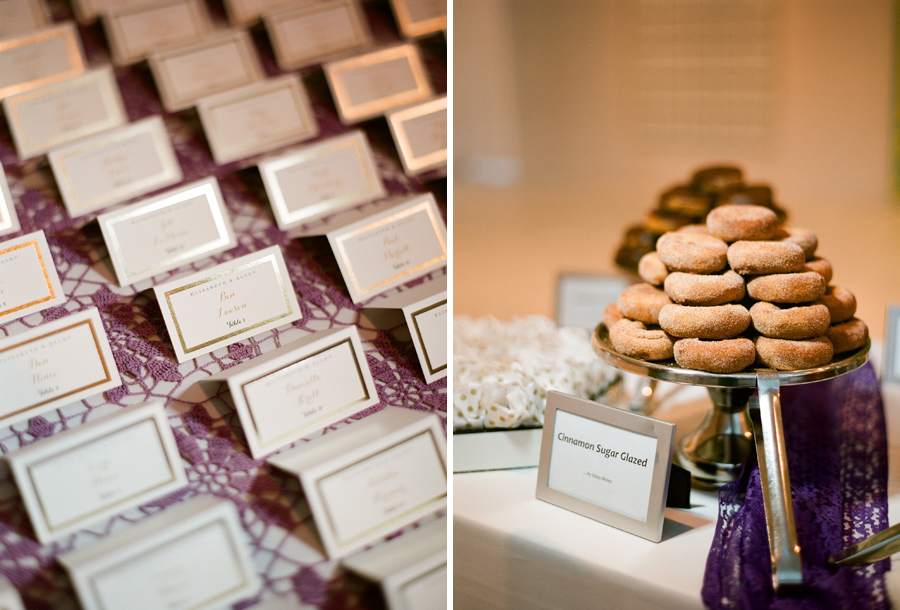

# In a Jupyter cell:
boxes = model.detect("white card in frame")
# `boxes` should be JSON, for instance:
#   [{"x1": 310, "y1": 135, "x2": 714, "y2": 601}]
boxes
[
  {"x1": 3, "y1": 65, "x2": 128, "y2": 160},
  {"x1": 148, "y1": 28, "x2": 265, "y2": 113},
  {"x1": 0, "y1": 0, "x2": 50, "y2": 38},
  {"x1": 388, "y1": 0, "x2": 446, "y2": 39},
  {"x1": 385, "y1": 95, "x2": 447, "y2": 176},
  {"x1": 97, "y1": 177, "x2": 236, "y2": 287},
  {"x1": 324, "y1": 43, "x2": 433, "y2": 124},
  {"x1": 102, "y1": 0, "x2": 212, "y2": 66},
  {"x1": 5, "y1": 401, "x2": 188, "y2": 544},
  {"x1": 0, "y1": 164, "x2": 21, "y2": 238},
  {"x1": 48, "y1": 115, "x2": 183, "y2": 218},
  {"x1": 258, "y1": 130, "x2": 385, "y2": 231},
  {"x1": 196, "y1": 73, "x2": 318, "y2": 166},
  {"x1": 0, "y1": 22, "x2": 85, "y2": 101},
  {"x1": 263, "y1": 0, "x2": 372, "y2": 71},
  {"x1": 0, "y1": 230, "x2": 65, "y2": 323}
]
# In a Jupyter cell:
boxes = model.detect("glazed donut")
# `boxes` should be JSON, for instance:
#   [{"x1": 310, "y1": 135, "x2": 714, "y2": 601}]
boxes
[
  {"x1": 638, "y1": 251, "x2": 669, "y2": 286},
  {"x1": 617, "y1": 283, "x2": 671, "y2": 325},
  {"x1": 746, "y1": 271, "x2": 826, "y2": 304},
  {"x1": 754, "y1": 336, "x2": 833, "y2": 371},
  {"x1": 825, "y1": 318, "x2": 868, "y2": 353},
  {"x1": 655, "y1": 231, "x2": 728, "y2": 274},
  {"x1": 609, "y1": 320, "x2": 675, "y2": 361},
  {"x1": 815, "y1": 286, "x2": 857, "y2": 323},
  {"x1": 658, "y1": 303, "x2": 751, "y2": 340},
  {"x1": 664, "y1": 270, "x2": 745, "y2": 306},
  {"x1": 749, "y1": 301, "x2": 831, "y2": 340},
  {"x1": 603, "y1": 302, "x2": 624, "y2": 330},
  {"x1": 780, "y1": 227, "x2": 818, "y2": 260},
  {"x1": 674, "y1": 337, "x2": 756, "y2": 373},
  {"x1": 707, "y1": 204, "x2": 780, "y2": 242},
  {"x1": 727, "y1": 240, "x2": 805, "y2": 275}
]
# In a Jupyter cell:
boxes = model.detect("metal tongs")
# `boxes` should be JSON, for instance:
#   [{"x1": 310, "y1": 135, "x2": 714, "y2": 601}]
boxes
[{"x1": 828, "y1": 523, "x2": 900, "y2": 567}]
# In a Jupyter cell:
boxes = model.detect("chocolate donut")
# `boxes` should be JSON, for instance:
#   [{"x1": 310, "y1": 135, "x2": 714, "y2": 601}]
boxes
[
  {"x1": 603, "y1": 302, "x2": 624, "y2": 330},
  {"x1": 780, "y1": 227, "x2": 818, "y2": 260},
  {"x1": 638, "y1": 251, "x2": 669, "y2": 286},
  {"x1": 749, "y1": 301, "x2": 831, "y2": 340},
  {"x1": 674, "y1": 337, "x2": 756, "y2": 373},
  {"x1": 658, "y1": 303, "x2": 751, "y2": 340},
  {"x1": 690, "y1": 166, "x2": 743, "y2": 195},
  {"x1": 746, "y1": 271, "x2": 826, "y2": 304},
  {"x1": 617, "y1": 283, "x2": 671, "y2": 325},
  {"x1": 659, "y1": 186, "x2": 712, "y2": 217},
  {"x1": 754, "y1": 336, "x2": 833, "y2": 371},
  {"x1": 727, "y1": 240, "x2": 806, "y2": 275},
  {"x1": 707, "y1": 204, "x2": 780, "y2": 242},
  {"x1": 664, "y1": 270, "x2": 745, "y2": 306},
  {"x1": 826, "y1": 318, "x2": 868, "y2": 353},
  {"x1": 803, "y1": 257, "x2": 832, "y2": 284},
  {"x1": 655, "y1": 231, "x2": 728, "y2": 274},
  {"x1": 815, "y1": 286, "x2": 856, "y2": 323},
  {"x1": 609, "y1": 320, "x2": 675, "y2": 361}
]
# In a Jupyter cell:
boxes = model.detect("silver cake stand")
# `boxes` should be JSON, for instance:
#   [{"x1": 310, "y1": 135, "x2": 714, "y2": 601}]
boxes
[{"x1": 592, "y1": 323, "x2": 870, "y2": 595}]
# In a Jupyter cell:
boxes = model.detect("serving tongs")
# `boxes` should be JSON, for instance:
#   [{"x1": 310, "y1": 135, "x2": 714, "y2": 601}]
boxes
[{"x1": 828, "y1": 523, "x2": 900, "y2": 567}]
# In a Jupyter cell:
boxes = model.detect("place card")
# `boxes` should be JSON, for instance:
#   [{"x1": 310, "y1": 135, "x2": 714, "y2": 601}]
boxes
[
  {"x1": 148, "y1": 29, "x2": 264, "y2": 113},
  {"x1": 6, "y1": 401, "x2": 188, "y2": 543},
  {"x1": 324, "y1": 43, "x2": 432, "y2": 124},
  {"x1": 0, "y1": 230, "x2": 65, "y2": 323},
  {"x1": 385, "y1": 95, "x2": 446, "y2": 176},
  {"x1": 0, "y1": 165, "x2": 20, "y2": 238},
  {"x1": 0, "y1": 575, "x2": 24, "y2": 610},
  {"x1": 268, "y1": 406, "x2": 447, "y2": 559},
  {"x1": 536, "y1": 391, "x2": 676, "y2": 542},
  {"x1": 48, "y1": 115, "x2": 183, "y2": 218},
  {"x1": 153, "y1": 245, "x2": 302, "y2": 363},
  {"x1": 389, "y1": 0, "x2": 446, "y2": 38},
  {"x1": 59, "y1": 494, "x2": 260, "y2": 610},
  {"x1": 264, "y1": 0, "x2": 372, "y2": 71},
  {"x1": 3, "y1": 65, "x2": 127, "y2": 160},
  {"x1": 0, "y1": 22, "x2": 85, "y2": 101},
  {"x1": 196, "y1": 73, "x2": 318, "y2": 166},
  {"x1": 97, "y1": 177, "x2": 236, "y2": 287},
  {"x1": 223, "y1": 0, "x2": 291, "y2": 26},
  {"x1": 199, "y1": 325, "x2": 378, "y2": 458},
  {"x1": 258, "y1": 130, "x2": 384, "y2": 230},
  {"x1": 102, "y1": 0, "x2": 212, "y2": 66},
  {"x1": 0, "y1": 308, "x2": 120, "y2": 430},
  {"x1": 70, "y1": 0, "x2": 142, "y2": 25},
  {"x1": 0, "y1": 0, "x2": 50, "y2": 38},
  {"x1": 343, "y1": 516, "x2": 447, "y2": 610}
]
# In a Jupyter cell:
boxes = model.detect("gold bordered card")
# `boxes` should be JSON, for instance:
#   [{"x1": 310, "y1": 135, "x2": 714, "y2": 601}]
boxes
[
  {"x1": 385, "y1": 95, "x2": 447, "y2": 176},
  {"x1": 0, "y1": 0, "x2": 51, "y2": 38},
  {"x1": 388, "y1": 0, "x2": 446, "y2": 38},
  {"x1": 102, "y1": 0, "x2": 212, "y2": 66},
  {"x1": 0, "y1": 22, "x2": 85, "y2": 101},
  {"x1": 0, "y1": 229, "x2": 65, "y2": 323},
  {"x1": 0, "y1": 164, "x2": 21, "y2": 238}
]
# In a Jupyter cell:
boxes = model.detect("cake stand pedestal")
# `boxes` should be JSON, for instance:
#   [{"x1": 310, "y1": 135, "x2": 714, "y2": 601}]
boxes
[{"x1": 592, "y1": 323, "x2": 870, "y2": 595}]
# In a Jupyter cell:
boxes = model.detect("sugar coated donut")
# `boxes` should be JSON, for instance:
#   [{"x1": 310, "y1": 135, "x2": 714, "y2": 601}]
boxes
[
  {"x1": 664, "y1": 270, "x2": 745, "y2": 306},
  {"x1": 603, "y1": 302, "x2": 624, "y2": 330},
  {"x1": 749, "y1": 301, "x2": 831, "y2": 340},
  {"x1": 746, "y1": 271, "x2": 826, "y2": 304},
  {"x1": 658, "y1": 303, "x2": 751, "y2": 340},
  {"x1": 826, "y1": 318, "x2": 868, "y2": 353},
  {"x1": 609, "y1": 320, "x2": 675, "y2": 361},
  {"x1": 674, "y1": 337, "x2": 756, "y2": 373},
  {"x1": 707, "y1": 204, "x2": 780, "y2": 242},
  {"x1": 815, "y1": 286, "x2": 856, "y2": 323},
  {"x1": 727, "y1": 240, "x2": 805, "y2": 275},
  {"x1": 780, "y1": 227, "x2": 818, "y2": 260},
  {"x1": 617, "y1": 283, "x2": 671, "y2": 325},
  {"x1": 675, "y1": 224, "x2": 710, "y2": 234},
  {"x1": 754, "y1": 336, "x2": 833, "y2": 371},
  {"x1": 655, "y1": 231, "x2": 728, "y2": 274},
  {"x1": 638, "y1": 251, "x2": 669, "y2": 286},
  {"x1": 803, "y1": 257, "x2": 832, "y2": 284}
]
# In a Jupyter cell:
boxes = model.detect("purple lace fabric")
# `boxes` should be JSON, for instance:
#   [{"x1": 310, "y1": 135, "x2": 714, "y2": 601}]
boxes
[
  {"x1": 702, "y1": 362, "x2": 888, "y2": 610},
  {"x1": 0, "y1": 2, "x2": 446, "y2": 609}
]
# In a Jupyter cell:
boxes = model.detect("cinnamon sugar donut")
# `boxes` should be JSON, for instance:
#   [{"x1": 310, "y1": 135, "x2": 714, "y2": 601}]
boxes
[
  {"x1": 609, "y1": 320, "x2": 675, "y2": 361},
  {"x1": 664, "y1": 270, "x2": 745, "y2": 306},
  {"x1": 780, "y1": 227, "x2": 818, "y2": 260},
  {"x1": 815, "y1": 286, "x2": 857, "y2": 323},
  {"x1": 754, "y1": 336, "x2": 833, "y2": 371},
  {"x1": 655, "y1": 231, "x2": 728, "y2": 274},
  {"x1": 803, "y1": 257, "x2": 833, "y2": 284},
  {"x1": 617, "y1": 283, "x2": 671, "y2": 325},
  {"x1": 658, "y1": 303, "x2": 751, "y2": 340},
  {"x1": 749, "y1": 301, "x2": 831, "y2": 340},
  {"x1": 638, "y1": 251, "x2": 669, "y2": 286},
  {"x1": 727, "y1": 240, "x2": 805, "y2": 275},
  {"x1": 603, "y1": 302, "x2": 624, "y2": 330},
  {"x1": 746, "y1": 271, "x2": 826, "y2": 304},
  {"x1": 674, "y1": 337, "x2": 756, "y2": 373},
  {"x1": 675, "y1": 224, "x2": 710, "y2": 234},
  {"x1": 707, "y1": 204, "x2": 780, "y2": 242},
  {"x1": 825, "y1": 318, "x2": 868, "y2": 353}
]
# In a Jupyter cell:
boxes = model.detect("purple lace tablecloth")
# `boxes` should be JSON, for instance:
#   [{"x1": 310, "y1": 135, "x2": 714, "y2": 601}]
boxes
[
  {"x1": 702, "y1": 362, "x2": 889, "y2": 610},
  {"x1": 0, "y1": 1, "x2": 446, "y2": 609}
]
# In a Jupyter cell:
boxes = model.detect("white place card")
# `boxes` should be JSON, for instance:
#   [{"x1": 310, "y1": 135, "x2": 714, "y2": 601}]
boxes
[
  {"x1": 3, "y1": 65, "x2": 128, "y2": 160},
  {"x1": 264, "y1": 0, "x2": 372, "y2": 71},
  {"x1": 6, "y1": 401, "x2": 188, "y2": 543},
  {"x1": 883, "y1": 304, "x2": 900, "y2": 384},
  {"x1": 0, "y1": 22, "x2": 85, "y2": 101},
  {"x1": 98, "y1": 177, "x2": 236, "y2": 287},
  {"x1": 153, "y1": 245, "x2": 302, "y2": 363},
  {"x1": 258, "y1": 130, "x2": 384, "y2": 231},
  {"x1": 223, "y1": 0, "x2": 291, "y2": 26},
  {"x1": 0, "y1": 230, "x2": 65, "y2": 323},
  {"x1": 102, "y1": 0, "x2": 212, "y2": 66},
  {"x1": 48, "y1": 115, "x2": 183, "y2": 218},
  {"x1": 536, "y1": 391, "x2": 676, "y2": 543},
  {"x1": 199, "y1": 325, "x2": 378, "y2": 458},
  {"x1": 148, "y1": 29, "x2": 264, "y2": 113},
  {"x1": 389, "y1": 0, "x2": 446, "y2": 38},
  {"x1": 556, "y1": 273, "x2": 631, "y2": 330},
  {"x1": 268, "y1": 406, "x2": 447, "y2": 559},
  {"x1": 59, "y1": 494, "x2": 260, "y2": 610},
  {"x1": 70, "y1": 0, "x2": 142, "y2": 25},
  {"x1": 324, "y1": 43, "x2": 432, "y2": 124},
  {"x1": 0, "y1": 165, "x2": 20, "y2": 238},
  {"x1": 197, "y1": 73, "x2": 318, "y2": 166},
  {"x1": 0, "y1": 575, "x2": 24, "y2": 610},
  {"x1": 386, "y1": 96, "x2": 446, "y2": 176},
  {"x1": 0, "y1": 308, "x2": 120, "y2": 430},
  {"x1": 0, "y1": 0, "x2": 50, "y2": 38}
]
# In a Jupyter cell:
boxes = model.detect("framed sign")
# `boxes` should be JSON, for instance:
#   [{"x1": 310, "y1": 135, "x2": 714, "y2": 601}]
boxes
[{"x1": 556, "y1": 273, "x2": 630, "y2": 330}]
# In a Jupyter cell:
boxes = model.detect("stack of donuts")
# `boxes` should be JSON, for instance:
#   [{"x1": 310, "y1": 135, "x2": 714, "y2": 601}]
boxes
[{"x1": 606, "y1": 203, "x2": 868, "y2": 373}]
